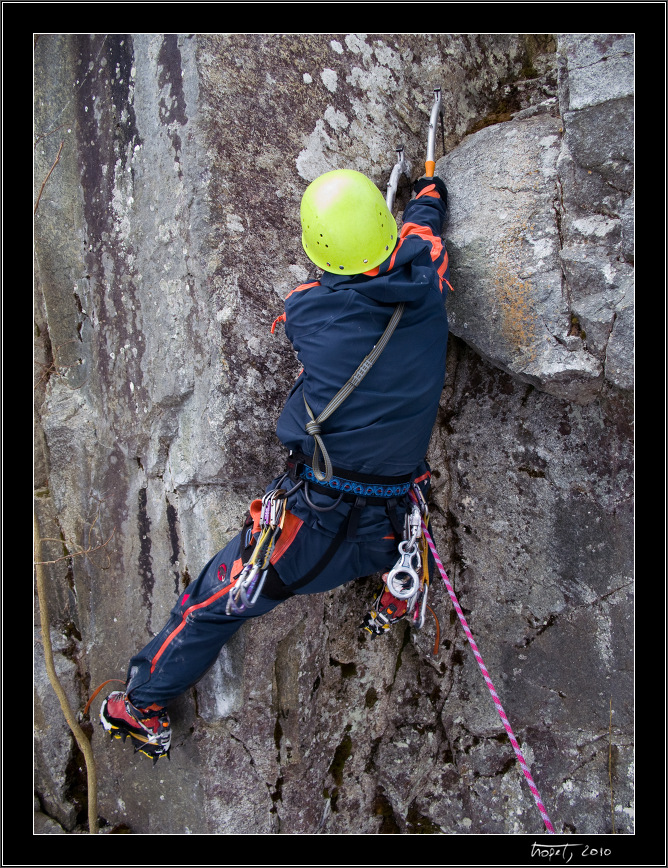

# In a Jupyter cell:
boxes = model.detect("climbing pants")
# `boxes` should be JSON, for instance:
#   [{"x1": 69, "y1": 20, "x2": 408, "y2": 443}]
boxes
[{"x1": 126, "y1": 467, "x2": 430, "y2": 708}]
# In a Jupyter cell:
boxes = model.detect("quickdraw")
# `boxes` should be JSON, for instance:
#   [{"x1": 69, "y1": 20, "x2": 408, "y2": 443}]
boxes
[
  {"x1": 361, "y1": 485, "x2": 432, "y2": 638},
  {"x1": 226, "y1": 487, "x2": 288, "y2": 615}
]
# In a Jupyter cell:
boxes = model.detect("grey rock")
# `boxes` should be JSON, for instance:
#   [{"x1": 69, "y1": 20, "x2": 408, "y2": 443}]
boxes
[
  {"x1": 440, "y1": 32, "x2": 633, "y2": 402},
  {"x1": 33, "y1": 630, "x2": 83, "y2": 831},
  {"x1": 438, "y1": 112, "x2": 606, "y2": 405},
  {"x1": 557, "y1": 34, "x2": 634, "y2": 111},
  {"x1": 34, "y1": 811, "x2": 67, "y2": 834},
  {"x1": 34, "y1": 33, "x2": 633, "y2": 835}
]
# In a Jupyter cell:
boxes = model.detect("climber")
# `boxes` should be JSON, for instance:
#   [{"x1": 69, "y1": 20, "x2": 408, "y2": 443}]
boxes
[{"x1": 99, "y1": 167, "x2": 450, "y2": 763}]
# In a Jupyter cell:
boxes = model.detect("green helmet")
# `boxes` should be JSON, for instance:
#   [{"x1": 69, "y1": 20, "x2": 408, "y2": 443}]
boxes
[{"x1": 300, "y1": 170, "x2": 397, "y2": 275}]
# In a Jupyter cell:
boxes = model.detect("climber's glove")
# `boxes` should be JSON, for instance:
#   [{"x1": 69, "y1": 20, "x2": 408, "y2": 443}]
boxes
[{"x1": 413, "y1": 175, "x2": 448, "y2": 206}]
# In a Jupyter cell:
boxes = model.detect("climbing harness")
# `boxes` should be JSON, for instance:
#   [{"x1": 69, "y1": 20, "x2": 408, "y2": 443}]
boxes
[
  {"x1": 407, "y1": 490, "x2": 556, "y2": 834},
  {"x1": 304, "y1": 301, "x2": 405, "y2": 483},
  {"x1": 226, "y1": 486, "x2": 289, "y2": 615},
  {"x1": 231, "y1": 455, "x2": 417, "y2": 615},
  {"x1": 296, "y1": 460, "x2": 413, "y2": 501}
]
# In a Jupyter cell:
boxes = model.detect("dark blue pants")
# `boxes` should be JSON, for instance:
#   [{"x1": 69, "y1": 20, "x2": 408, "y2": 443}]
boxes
[{"x1": 125, "y1": 478, "x2": 412, "y2": 708}]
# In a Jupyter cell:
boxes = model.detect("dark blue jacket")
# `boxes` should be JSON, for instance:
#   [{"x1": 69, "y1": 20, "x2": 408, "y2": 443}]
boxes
[{"x1": 274, "y1": 183, "x2": 450, "y2": 479}]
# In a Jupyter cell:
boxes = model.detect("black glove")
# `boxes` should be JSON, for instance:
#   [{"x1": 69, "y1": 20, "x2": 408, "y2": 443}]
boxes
[{"x1": 413, "y1": 175, "x2": 448, "y2": 206}]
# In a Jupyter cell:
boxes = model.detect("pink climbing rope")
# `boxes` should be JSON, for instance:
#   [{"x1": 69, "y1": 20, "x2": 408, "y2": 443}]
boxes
[{"x1": 418, "y1": 511, "x2": 556, "y2": 834}]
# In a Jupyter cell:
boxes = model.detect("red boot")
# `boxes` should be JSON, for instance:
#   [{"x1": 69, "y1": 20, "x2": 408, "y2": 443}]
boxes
[{"x1": 100, "y1": 691, "x2": 171, "y2": 764}]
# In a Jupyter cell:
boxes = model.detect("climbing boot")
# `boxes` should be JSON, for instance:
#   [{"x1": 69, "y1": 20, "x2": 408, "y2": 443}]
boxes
[{"x1": 100, "y1": 691, "x2": 171, "y2": 765}]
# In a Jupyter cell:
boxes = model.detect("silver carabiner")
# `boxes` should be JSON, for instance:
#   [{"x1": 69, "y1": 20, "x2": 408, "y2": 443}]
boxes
[
  {"x1": 270, "y1": 492, "x2": 286, "y2": 528},
  {"x1": 412, "y1": 582, "x2": 429, "y2": 630},
  {"x1": 405, "y1": 502, "x2": 422, "y2": 548},
  {"x1": 242, "y1": 567, "x2": 268, "y2": 609},
  {"x1": 386, "y1": 540, "x2": 421, "y2": 600},
  {"x1": 226, "y1": 562, "x2": 268, "y2": 615}
]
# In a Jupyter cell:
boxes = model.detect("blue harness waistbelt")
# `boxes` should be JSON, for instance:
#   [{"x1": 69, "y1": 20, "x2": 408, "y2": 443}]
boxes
[{"x1": 289, "y1": 453, "x2": 412, "y2": 500}]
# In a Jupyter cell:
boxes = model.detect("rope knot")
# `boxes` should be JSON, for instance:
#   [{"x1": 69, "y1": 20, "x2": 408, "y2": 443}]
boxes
[{"x1": 305, "y1": 420, "x2": 322, "y2": 436}]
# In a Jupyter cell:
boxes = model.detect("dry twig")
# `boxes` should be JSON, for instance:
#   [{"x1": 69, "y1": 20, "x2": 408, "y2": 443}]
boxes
[
  {"x1": 34, "y1": 340, "x2": 82, "y2": 390},
  {"x1": 34, "y1": 501, "x2": 115, "y2": 568},
  {"x1": 34, "y1": 527, "x2": 116, "y2": 567},
  {"x1": 34, "y1": 140, "x2": 64, "y2": 215},
  {"x1": 34, "y1": 122, "x2": 67, "y2": 150}
]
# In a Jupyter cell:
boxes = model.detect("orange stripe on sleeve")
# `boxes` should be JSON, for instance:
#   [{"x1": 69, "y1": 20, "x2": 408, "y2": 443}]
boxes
[
  {"x1": 401, "y1": 222, "x2": 444, "y2": 266},
  {"x1": 285, "y1": 281, "x2": 320, "y2": 300},
  {"x1": 415, "y1": 185, "x2": 440, "y2": 200}
]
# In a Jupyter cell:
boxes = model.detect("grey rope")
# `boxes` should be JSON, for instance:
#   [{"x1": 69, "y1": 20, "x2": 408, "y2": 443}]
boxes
[{"x1": 304, "y1": 302, "x2": 405, "y2": 482}]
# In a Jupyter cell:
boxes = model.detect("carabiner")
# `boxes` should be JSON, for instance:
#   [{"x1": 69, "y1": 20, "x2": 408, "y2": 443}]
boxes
[
  {"x1": 226, "y1": 484, "x2": 289, "y2": 615},
  {"x1": 270, "y1": 492, "x2": 286, "y2": 529},
  {"x1": 410, "y1": 482, "x2": 429, "y2": 520},
  {"x1": 412, "y1": 582, "x2": 429, "y2": 630},
  {"x1": 226, "y1": 562, "x2": 269, "y2": 615},
  {"x1": 405, "y1": 502, "x2": 422, "y2": 548}
]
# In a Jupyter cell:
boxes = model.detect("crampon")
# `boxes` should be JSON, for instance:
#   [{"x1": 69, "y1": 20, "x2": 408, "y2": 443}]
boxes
[
  {"x1": 361, "y1": 580, "x2": 412, "y2": 635},
  {"x1": 100, "y1": 691, "x2": 171, "y2": 766}
]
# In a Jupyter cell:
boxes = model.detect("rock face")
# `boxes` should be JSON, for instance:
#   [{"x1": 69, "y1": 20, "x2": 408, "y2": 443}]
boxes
[
  {"x1": 34, "y1": 34, "x2": 633, "y2": 835},
  {"x1": 441, "y1": 33, "x2": 633, "y2": 404}
]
